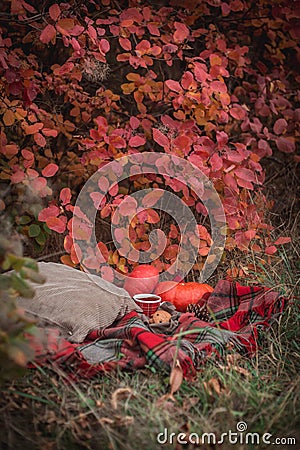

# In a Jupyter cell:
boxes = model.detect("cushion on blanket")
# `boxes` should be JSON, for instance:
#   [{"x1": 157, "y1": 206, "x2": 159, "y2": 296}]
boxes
[{"x1": 15, "y1": 262, "x2": 142, "y2": 343}]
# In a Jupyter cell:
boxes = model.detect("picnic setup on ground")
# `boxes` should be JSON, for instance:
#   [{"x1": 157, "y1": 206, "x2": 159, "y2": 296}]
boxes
[{"x1": 15, "y1": 261, "x2": 288, "y2": 380}]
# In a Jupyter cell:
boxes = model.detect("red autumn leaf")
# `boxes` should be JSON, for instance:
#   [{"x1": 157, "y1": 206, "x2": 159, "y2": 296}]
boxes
[
  {"x1": 147, "y1": 209, "x2": 160, "y2": 224},
  {"x1": 70, "y1": 217, "x2": 92, "y2": 241},
  {"x1": 11, "y1": 170, "x2": 25, "y2": 184},
  {"x1": 70, "y1": 243, "x2": 82, "y2": 265},
  {"x1": 197, "y1": 225, "x2": 211, "y2": 244},
  {"x1": 265, "y1": 245, "x2": 277, "y2": 255},
  {"x1": 173, "y1": 22, "x2": 189, "y2": 43},
  {"x1": 236, "y1": 177, "x2": 254, "y2": 190},
  {"x1": 87, "y1": 25, "x2": 98, "y2": 41},
  {"x1": 142, "y1": 189, "x2": 164, "y2": 208},
  {"x1": 24, "y1": 122, "x2": 43, "y2": 134},
  {"x1": 25, "y1": 83, "x2": 38, "y2": 102},
  {"x1": 56, "y1": 18, "x2": 74, "y2": 34},
  {"x1": 3, "y1": 109, "x2": 15, "y2": 126},
  {"x1": 42, "y1": 128, "x2": 58, "y2": 137},
  {"x1": 273, "y1": 237, "x2": 291, "y2": 245},
  {"x1": 98, "y1": 176, "x2": 109, "y2": 193},
  {"x1": 70, "y1": 25, "x2": 85, "y2": 36},
  {"x1": 21, "y1": 149, "x2": 34, "y2": 160},
  {"x1": 164, "y1": 244, "x2": 178, "y2": 260},
  {"x1": 153, "y1": 128, "x2": 170, "y2": 149},
  {"x1": 130, "y1": 116, "x2": 140, "y2": 129},
  {"x1": 173, "y1": 135, "x2": 191, "y2": 152},
  {"x1": 34, "y1": 132, "x2": 46, "y2": 147},
  {"x1": 119, "y1": 37, "x2": 132, "y2": 51},
  {"x1": 276, "y1": 136, "x2": 295, "y2": 153},
  {"x1": 181, "y1": 71, "x2": 196, "y2": 90},
  {"x1": 42, "y1": 163, "x2": 59, "y2": 177},
  {"x1": 101, "y1": 204, "x2": 111, "y2": 218},
  {"x1": 244, "y1": 229, "x2": 256, "y2": 240},
  {"x1": 165, "y1": 79, "x2": 182, "y2": 92},
  {"x1": 230, "y1": 106, "x2": 246, "y2": 120},
  {"x1": 194, "y1": 63, "x2": 208, "y2": 82},
  {"x1": 150, "y1": 45, "x2": 161, "y2": 56},
  {"x1": 49, "y1": 4, "x2": 61, "y2": 21},
  {"x1": 257, "y1": 139, "x2": 272, "y2": 157},
  {"x1": 38, "y1": 205, "x2": 60, "y2": 222},
  {"x1": 30, "y1": 176, "x2": 48, "y2": 195},
  {"x1": 128, "y1": 135, "x2": 146, "y2": 147},
  {"x1": 136, "y1": 210, "x2": 148, "y2": 224},
  {"x1": 169, "y1": 224, "x2": 179, "y2": 239},
  {"x1": 147, "y1": 23, "x2": 160, "y2": 36},
  {"x1": 221, "y1": 2, "x2": 231, "y2": 15},
  {"x1": 135, "y1": 39, "x2": 151, "y2": 54},
  {"x1": 60, "y1": 187, "x2": 71, "y2": 205},
  {"x1": 71, "y1": 206, "x2": 91, "y2": 223},
  {"x1": 90, "y1": 192, "x2": 104, "y2": 209},
  {"x1": 27, "y1": 169, "x2": 39, "y2": 179},
  {"x1": 273, "y1": 118, "x2": 287, "y2": 135},
  {"x1": 40, "y1": 24, "x2": 56, "y2": 44},
  {"x1": 97, "y1": 242, "x2": 109, "y2": 262},
  {"x1": 114, "y1": 227, "x2": 127, "y2": 244},
  {"x1": 119, "y1": 197, "x2": 137, "y2": 217},
  {"x1": 234, "y1": 167, "x2": 256, "y2": 183},
  {"x1": 109, "y1": 183, "x2": 119, "y2": 197},
  {"x1": 64, "y1": 235, "x2": 73, "y2": 253},
  {"x1": 210, "y1": 54, "x2": 222, "y2": 66},
  {"x1": 211, "y1": 80, "x2": 227, "y2": 93},
  {"x1": 71, "y1": 37, "x2": 81, "y2": 52},
  {"x1": 210, "y1": 153, "x2": 223, "y2": 171},
  {"x1": 46, "y1": 216, "x2": 66, "y2": 233},
  {"x1": 99, "y1": 39, "x2": 110, "y2": 53},
  {"x1": 101, "y1": 266, "x2": 114, "y2": 283},
  {"x1": 199, "y1": 246, "x2": 210, "y2": 256},
  {"x1": 2, "y1": 144, "x2": 18, "y2": 158}
]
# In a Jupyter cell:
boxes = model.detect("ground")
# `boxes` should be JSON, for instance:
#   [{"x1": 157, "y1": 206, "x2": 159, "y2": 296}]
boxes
[{"x1": 0, "y1": 150, "x2": 299, "y2": 450}]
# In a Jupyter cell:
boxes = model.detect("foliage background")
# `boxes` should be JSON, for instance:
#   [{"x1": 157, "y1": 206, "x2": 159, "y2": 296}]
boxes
[
  {"x1": 0, "y1": 0, "x2": 299, "y2": 448},
  {"x1": 1, "y1": 0, "x2": 298, "y2": 279}
]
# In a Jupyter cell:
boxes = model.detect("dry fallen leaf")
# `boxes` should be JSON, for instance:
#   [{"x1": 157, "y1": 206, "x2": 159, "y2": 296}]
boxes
[
  {"x1": 182, "y1": 396, "x2": 199, "y2": 412},
  {"x1": 229, "y1": 365, "x2": 252, "y2": 378},
  {"x1": 156, "y1": 393, "x2": 177, "y2": 411},
  {"x1": 99, "y1": 417, "x2": 114, "y2": 426},
  {"x1": 111, "y1": 387, "x2": 133, "y2": 410},
  {"x1": 203, "y1": 377, "x2": 228, "y2": 397},
  {"x1": 170, "y1": 359, "x2": 183, "y2": 396},
  {"x1": 114, "y1": 415, "x2": 134, "y2": 426},
  {"x1": 219, "y1": 364, "x2": 252, "y2": 378},
  {"x1": 99, "y1": 415, "x2": 134, "y2": 427},
  {"x1": 226, "y1": 352, "x2": 242, "y2": 366}
]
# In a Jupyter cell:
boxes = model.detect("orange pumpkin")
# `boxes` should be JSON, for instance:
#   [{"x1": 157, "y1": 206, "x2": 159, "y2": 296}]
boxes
[
  {"x1": 124, "y1": 264, "x2": 159, "y2": 297},
  {"x1": 155, "y1": 281, "x2": 213, "y2": 312}
]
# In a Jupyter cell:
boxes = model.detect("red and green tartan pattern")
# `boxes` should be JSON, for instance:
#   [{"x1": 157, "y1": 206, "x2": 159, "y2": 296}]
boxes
[{"x1": 27, "y1": 281, "x2": 288, "y2": 380}]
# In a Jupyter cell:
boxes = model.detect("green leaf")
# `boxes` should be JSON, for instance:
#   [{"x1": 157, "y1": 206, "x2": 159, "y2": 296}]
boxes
[
  {"x1": 18, "y1": 215, "x2": 31, "y2": 225},
  {"x1": 3, "y1": 254, "x2": 24, "y2": 271},
  {"x1": 33, "y1": 241, "x2": 42, "y2": 253},
  {"x1": 43, "y1": 223, "x2": 51, "y2": 234},
  {"x1": 2, "y1": 256, "x2": 11, "y2": 271},
  {"x1": 10, "y1": 273, "x2": 35, "y2": 298},
  {"x1": 0, "y1": 274, "x2": 12, "y2": 290},
  {"x1": 28, "y1": 224, "x2": 41, "y2": 237},
  {"x1": 20, "y1": 267, "x2": 46, "y2": 284},
  {"x1": 23, "y1": 258, "x2": 39, "y2": 271},
  {"x1": 35, "y1": 231, "x2": 46, "y2": 246}
]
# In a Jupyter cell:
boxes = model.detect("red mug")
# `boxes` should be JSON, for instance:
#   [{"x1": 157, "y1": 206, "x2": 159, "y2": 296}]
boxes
[{"x1": 133, "y1": 294, "x2": 161, "y2": 317}]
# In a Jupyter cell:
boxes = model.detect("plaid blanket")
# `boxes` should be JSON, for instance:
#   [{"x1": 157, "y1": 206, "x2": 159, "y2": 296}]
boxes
[{"x1": 27, "y1": 280, "x2": 288, "y2": 379}]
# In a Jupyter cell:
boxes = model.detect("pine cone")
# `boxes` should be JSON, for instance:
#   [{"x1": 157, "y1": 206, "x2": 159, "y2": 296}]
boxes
[{"x1": 186, "y1": 303, "x2": 211, "y2": 322}]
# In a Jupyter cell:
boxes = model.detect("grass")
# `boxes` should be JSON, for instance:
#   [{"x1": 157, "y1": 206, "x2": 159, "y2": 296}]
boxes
[
  {"x1": 1, "y1": 152, "x2": 299, "y2": 450},
  {"x1": 1, "y1": 249, "x2": 299, "y2": 450}
]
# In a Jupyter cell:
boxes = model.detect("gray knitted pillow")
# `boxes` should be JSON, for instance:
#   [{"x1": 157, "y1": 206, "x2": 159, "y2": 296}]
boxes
[{"x1": 15, "y1": 262, "x2": 141, "y2": 343}]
